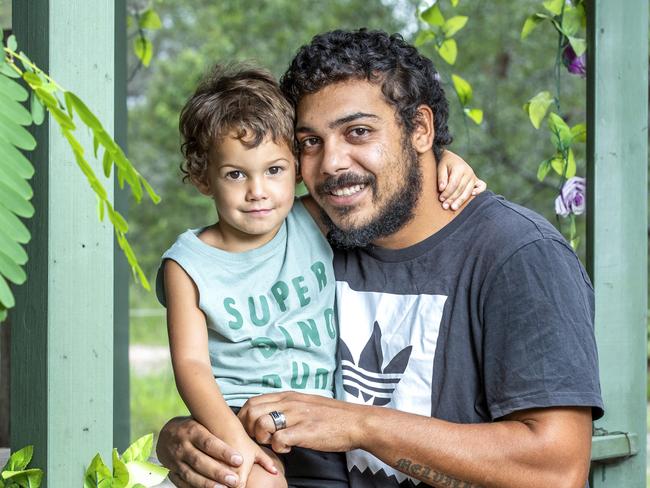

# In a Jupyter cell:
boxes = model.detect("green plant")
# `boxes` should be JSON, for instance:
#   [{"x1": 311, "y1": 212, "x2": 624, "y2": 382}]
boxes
[
  {"x1": 0, "y1": 446, "x2": 43, "y2": 488},
  {"x1": 521, "y1": 0, "x2": 587, "y2": 248},
  {"x1": 0, "y1": 34, "x2": 160, "y2": 322},
  {"x1": 414, "y1": 0, "x2": 483, "y2": 127},
  {"x1": 84, "y1": 434, "x2": 168, "y2": 488}
]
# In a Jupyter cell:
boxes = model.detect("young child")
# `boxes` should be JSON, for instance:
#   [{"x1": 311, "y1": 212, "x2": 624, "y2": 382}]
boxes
[{"x1": 156, "y1": 63, "x2": 484, "y2": 488}]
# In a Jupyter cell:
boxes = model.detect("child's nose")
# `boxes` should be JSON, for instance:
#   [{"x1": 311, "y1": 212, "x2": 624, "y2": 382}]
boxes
[{"x1": 246, "y1": 178, "x2": 267, "y2": 200}]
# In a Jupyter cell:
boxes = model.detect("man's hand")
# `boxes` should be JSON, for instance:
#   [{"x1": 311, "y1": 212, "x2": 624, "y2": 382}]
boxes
[
  {"x1": 437, "y1": 150, "x2": 487, "y2": 210},
  {"x1": 156, "y1": 416, "x2": 277, "y2": 488},
  {"x1": 237, "y1": 392, "x2": 366, "y2": 454}
]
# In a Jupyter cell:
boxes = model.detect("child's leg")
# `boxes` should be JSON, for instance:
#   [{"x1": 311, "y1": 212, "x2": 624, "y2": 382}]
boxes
[{"x1": 244, "y1": 447, "x2": 287, "y2": 488}]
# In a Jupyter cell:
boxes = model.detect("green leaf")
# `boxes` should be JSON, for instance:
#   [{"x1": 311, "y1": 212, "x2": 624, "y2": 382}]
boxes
[
  {"x1": 0, "y1": 140, "x2": 34, "y2": 179},
  {"x1": 1, "y1": 469, "x2": 44, "y2": 488},
  {"x1": 112, "y1": 449, "x2": 129, "y2": 488},
  {"x1": 141, "y1": 178, "x2": 161, "y2": 204},
  {"x1": 0, "y1": 62, "x2": 21, "y2": 78},
  {"x1": 0, "y1": 75, "x2": 29, "y2": 102},
  {"x1": 565, "y1": 148, "x2": 577, "y2": 178},
  {"x1": 421, "y1": 4, "x2": 445, "y2": 27},
  {"x1": 0, "y1": 274, "x2": 15, "y2": 309},
  {"x1": 0, "y1": 307, "x2": 7, "y2": 323},
  {"x1": 0, "y1": 204, "x2": 31, "y2": 243},
  {"x1": 568, "y1": 36, "x2": 586, "y2": 56},
  {"x1": 0, "y1": 230, "x2": 27, "y2": 265},
  {"x1": 7, "y1": 35, "x2": 17, "y2": 52},
  {"x1": 16, "y1": 51, "x2": 34, "y2": 73},
  {"x1": 133, "y1": 37, "x2": 154, "y2": 67},
  {"x1": 139, "y1": 8, "x2": 162, "y2": 30},
  {"x1": 561, "y1": 5, "x2": 582, "y2": 37},
  {"x1": 414, "y1": 30, "x2": 436, "y2": 47},
  {"x1": 84, "y1": 454, "x2": 112, "y2": 488},
  {"x1": 122, "y1": 434, "x2": 154, "y2": 464},
  {"x1": 464, "y1": 108, "x2": 483, "y2": 125},
  {"x1": 30, "y1": 92, "x2": 44, "y2": 126},
  {"x1": 101, "y1": 150, "x2": 113, "y2": 178},
  {"x1": 0, "y1": 180, "x2": 34, "y2": 218},
  {"x1": 93, "y1": 136, "x2": 100, "y2": 159},
  {"x1": 547, "y1": 112, "x2": 573, "y2": 149},
  {"x1": 537, "y1": 158, "x2": 552, "y2": 181},
  {"x1": 551, "y1": 154, "x2": 565, "y2": 175},
  {"x1": 0, "y1": 111, "x2": 37, "y2": 150},
  {"x1": 523, "y1": 90, "x2": 555, "y2": 129},
  {"x1": 543, "y1": 0, "x2": 564, "y2": 15},
  {"x1": 21, "y1": 71, "x2": 41, "y2": 87},
  {"x1": 0, "y1": 91, "x2": 32, "y2": 126},
  {"x1": 65, "y1": 92, "x2": 103, "y2": 131},
  {"x1": 450, "y1": 0, "x2": 460, "y2": 5},
  {"x1": 521, "y1": 13, "x2": 550, "y2": 39},
  {"x1": 435, "y1": 38, "x2": 457, "y2": 65},
  {"x1": 442, "y1": 16, "x2": 468, "y2": 38},
  {"x1": 107, "y1": 206, "x2": 129, "y2": 234},
  {"x1": 571, "y1": 123, "x2": 587, "y2": 142},
  {"x1": 97, "y1": 196, "x2": 105, "y2": 222},
  {"x1": 0, "y1": 250, "x2": 26, "y2": 285},
  {"x1": 451, "y1": 74, "x2": 472, "y2": 105},
  {"x1": 0, "y1": 159, "x2": 33, "y2": 200},
  {"x1": 124, "y1": 461, "x2": 169, "y2": 488},
  {"x1": 6, "y1": 446, "x2": 33, "y2": 471}
]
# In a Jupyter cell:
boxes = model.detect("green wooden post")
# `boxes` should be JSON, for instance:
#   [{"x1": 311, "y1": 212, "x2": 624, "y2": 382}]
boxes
[
  {"x1": 586, "y1": 0, "x2": 648, "y2": 485},
  {"x1": 11, "y1": 1, "x2": 115, "y2": 484},
  {"x1": 113, "y1": 0, "x2": 131, "y2": 451}
]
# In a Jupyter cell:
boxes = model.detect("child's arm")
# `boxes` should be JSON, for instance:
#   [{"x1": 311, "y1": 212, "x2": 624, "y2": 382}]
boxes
[
  {"x1": 437, "y1": 150, "x2": 487, "y2": 211},
  {"x1": 163, "y1": 260, "x2": 278, "y2": 485}
]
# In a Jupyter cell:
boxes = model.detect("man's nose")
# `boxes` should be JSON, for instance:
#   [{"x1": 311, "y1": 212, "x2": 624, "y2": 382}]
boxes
[{"x1": 320, "y1": 140, "x2": 350, "y2": 175}]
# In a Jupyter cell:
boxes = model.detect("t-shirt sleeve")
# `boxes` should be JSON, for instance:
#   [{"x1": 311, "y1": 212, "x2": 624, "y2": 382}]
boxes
[{"x1": 482, "y1": 237, "x2": 604, "y2": 420}]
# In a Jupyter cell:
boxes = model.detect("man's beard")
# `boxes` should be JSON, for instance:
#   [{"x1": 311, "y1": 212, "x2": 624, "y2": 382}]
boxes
[{"x1": 317, "y1": 140, "x2": 423, "y2": 249}]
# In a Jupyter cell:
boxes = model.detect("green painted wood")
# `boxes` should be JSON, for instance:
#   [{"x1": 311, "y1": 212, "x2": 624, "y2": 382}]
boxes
[
  {"x1": 113, "y1": 0, "x2": 130, "y2": 452},
  {"x1": 591, "y1": 433, "x2": 639, "y2": 462},
  {"x1": 11, "y1": 1, "x2": 115, "y2": 485},
  {"x1": 586, "y1": 0, "x2": 648, "y2": 486}
]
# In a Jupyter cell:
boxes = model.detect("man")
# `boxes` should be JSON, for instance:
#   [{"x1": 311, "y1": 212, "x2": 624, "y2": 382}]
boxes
[{"x1": 157, "y1": 29, "x2": 603, "y2": 488}]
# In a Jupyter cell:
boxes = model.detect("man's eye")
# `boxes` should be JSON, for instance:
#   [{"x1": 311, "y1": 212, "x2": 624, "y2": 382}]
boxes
[
  {"x1": 349, "y1": 127, "x2": 369, "y2": 137},
  {"x1": 267, "y1": 166, "x2": 283, "y2": 175},
  {"x1": 300, "y1": 137, "x2": 320, "y2": 148},
  {"x1": 226, "y1": 171, "x2": 244, "y2": 180}
]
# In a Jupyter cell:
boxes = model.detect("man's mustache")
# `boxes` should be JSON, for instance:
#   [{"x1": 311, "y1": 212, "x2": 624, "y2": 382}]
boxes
[{"x1": 316, "y1": 172, "x2": 376, "y2": 195}]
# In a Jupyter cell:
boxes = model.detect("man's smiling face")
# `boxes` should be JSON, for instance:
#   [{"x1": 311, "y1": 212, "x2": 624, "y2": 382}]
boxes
[{"x1": 296, "y1": 79, "x2": 422, "y2": 247}]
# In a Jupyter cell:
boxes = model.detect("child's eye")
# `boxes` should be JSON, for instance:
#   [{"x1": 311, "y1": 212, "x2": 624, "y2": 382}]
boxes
[
  {"x1": 266, "y1": 166, "x2": 284, "y2": 175},
  {"x1": 225, "y1": 170, "x2": 245, "y2": 180}
]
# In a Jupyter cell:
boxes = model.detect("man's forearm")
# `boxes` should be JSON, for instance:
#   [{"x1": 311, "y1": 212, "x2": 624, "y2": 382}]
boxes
[{"x1": 355, "y1": 406, "x2": 592, "y2": 488}]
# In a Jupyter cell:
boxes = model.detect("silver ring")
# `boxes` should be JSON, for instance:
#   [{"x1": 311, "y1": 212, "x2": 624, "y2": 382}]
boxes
[{"x1": 269, "y1": 410, "x2": 287, "y2": 432}]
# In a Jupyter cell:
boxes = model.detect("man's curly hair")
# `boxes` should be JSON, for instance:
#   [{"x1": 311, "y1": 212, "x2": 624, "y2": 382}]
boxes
[
  {"x1": 280, "y1": 29, "x2": 452, "y2": 162},
  {"x1": 179, "y1": 63, "x2": 295, "y2": 185}
]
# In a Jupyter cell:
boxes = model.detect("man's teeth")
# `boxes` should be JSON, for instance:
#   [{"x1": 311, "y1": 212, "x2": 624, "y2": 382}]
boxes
[{"x1": 331, "y1": 184, "x2": 365, "y2": 197}]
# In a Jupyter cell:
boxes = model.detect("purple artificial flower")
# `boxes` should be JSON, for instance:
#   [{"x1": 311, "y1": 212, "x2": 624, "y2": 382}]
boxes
[
  {"x1": 562, "y1": 44, "x2": 587, "y2": 78},
  {"x1": 555, "y1": 176, "x2": 586, "y2": 217}
]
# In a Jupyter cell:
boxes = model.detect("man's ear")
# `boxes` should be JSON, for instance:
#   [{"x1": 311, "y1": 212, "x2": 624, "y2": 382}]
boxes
[{"x1": 411, "y1": 104, "x2": 435, "y2": 155}]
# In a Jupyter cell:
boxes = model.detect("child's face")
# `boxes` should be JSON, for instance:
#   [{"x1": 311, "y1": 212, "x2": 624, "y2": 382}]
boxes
[{"x1": 198, "y1": 134, "x2": 296, "y2": 244}]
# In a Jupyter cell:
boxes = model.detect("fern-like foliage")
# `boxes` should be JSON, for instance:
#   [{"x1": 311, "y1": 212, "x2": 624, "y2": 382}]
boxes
[{"x1": 0, "y1": 35, "x2": 160, "y2": 322}]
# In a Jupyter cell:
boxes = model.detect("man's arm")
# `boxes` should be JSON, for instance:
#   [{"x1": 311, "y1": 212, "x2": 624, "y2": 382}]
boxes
[{"x1": 238, "y1": 393, "x2": 592, "y2": 488}]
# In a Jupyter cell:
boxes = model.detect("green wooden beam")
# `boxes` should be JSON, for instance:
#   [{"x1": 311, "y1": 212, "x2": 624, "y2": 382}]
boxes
[
  {"x1": 113, "y1": 0, "x2": 131, "y2": 452},
  {"x1": 586, "y1": 0, "x2": 648, "y2": 486},
  {"x1": 11, "y1": 1, "x2": 115, "y2": 484},
  {"x1": 591, "y1": 433, "x2": 639, "y2": 462}
]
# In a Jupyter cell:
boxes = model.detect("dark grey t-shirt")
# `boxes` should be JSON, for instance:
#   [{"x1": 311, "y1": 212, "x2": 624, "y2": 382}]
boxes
[{"x1": 333, "y1": 192, "x2": 603, "y2": 487}]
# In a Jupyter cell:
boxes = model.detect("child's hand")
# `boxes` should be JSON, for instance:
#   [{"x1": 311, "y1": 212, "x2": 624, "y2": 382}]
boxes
[
  {"x1": 437, "y1": 150, "x2": 487, "y2": 211},
  {"x1": 231, "y1": 437, "x2": 280, "y2": 488}
]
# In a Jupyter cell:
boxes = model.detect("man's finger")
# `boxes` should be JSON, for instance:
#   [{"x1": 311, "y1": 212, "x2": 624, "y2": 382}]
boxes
[{"x1": 170, "y1": 461, "x2": 227, "y2": 488}]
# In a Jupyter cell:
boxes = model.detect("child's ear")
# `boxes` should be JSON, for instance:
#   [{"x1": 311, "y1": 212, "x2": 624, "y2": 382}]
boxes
[
  {"x1": 192, "y1": 174, "x2": 212, "y2": 196},
  {"x1": 411, "y1": 104, "x2": 435, "y2": 155}
]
